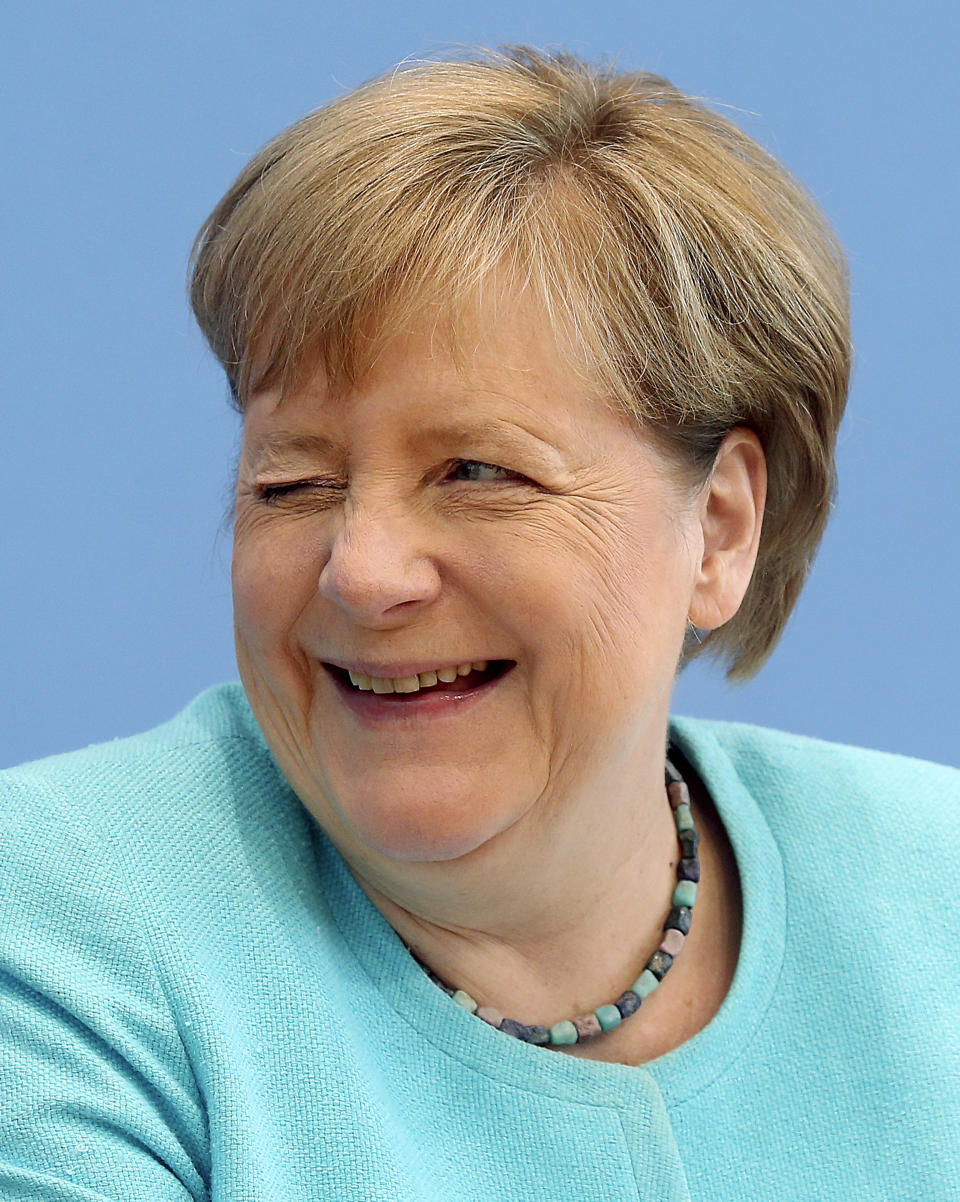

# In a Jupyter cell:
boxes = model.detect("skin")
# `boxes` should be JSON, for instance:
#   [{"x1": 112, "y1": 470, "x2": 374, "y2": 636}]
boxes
[{"x1": 232, "y1": 297, "x2": 766, "y2": 1065}]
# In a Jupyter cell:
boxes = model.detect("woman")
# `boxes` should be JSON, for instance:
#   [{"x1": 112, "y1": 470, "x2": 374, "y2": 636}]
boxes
[{"x1": 2, "y1": 47, "x2": 957, "y2": 1201}]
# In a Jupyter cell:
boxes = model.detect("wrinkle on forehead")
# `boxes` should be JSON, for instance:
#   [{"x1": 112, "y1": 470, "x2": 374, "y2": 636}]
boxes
[
  {"x1": 247, "y1": 431, "x2": 343, "y2": 474},
  {"x1": 248, "y1": 276, "x2": 607, "y2": 414}
]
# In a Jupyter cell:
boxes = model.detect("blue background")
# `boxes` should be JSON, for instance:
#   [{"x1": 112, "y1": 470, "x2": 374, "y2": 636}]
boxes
[{"x1": 3, "y1": 1, "x2": 957, "y2": 768}]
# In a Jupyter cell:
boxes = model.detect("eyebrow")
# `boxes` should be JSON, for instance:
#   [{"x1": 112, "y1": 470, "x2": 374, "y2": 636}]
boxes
[
  {"x1": 249, "y1": 432, "x2": 342, "y2": 472},
  {"x1": 411, "y1": 418, "x2": 569, "y2": 467}
]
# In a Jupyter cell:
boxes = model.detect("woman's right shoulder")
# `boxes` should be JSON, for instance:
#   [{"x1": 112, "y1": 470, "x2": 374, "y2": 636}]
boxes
[
  {"x1": 0, "y1": 682, "x2": 276, "y2": 831},
  {"x1": 0, "y1": 691, "x2": 256, "y2": 1198},
  {"x1": 0, "y1": 679, "x2": 318, "y2": 1006},
  {"x1": 0, "y1": 684, "x2": 313, "y2": 932},
  {"x1": 3, "y1": 682, "x2": 264, "y2": 775}
]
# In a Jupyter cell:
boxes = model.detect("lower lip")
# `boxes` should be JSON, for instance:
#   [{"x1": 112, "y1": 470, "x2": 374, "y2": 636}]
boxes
[{"x1": 326, "y1": 667, "x2": 512, "y2": 727}]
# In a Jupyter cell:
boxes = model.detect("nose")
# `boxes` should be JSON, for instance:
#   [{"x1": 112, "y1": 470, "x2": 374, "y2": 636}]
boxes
[{"x1": 316, "y1": 500, "x2": 442, "y2": 627}]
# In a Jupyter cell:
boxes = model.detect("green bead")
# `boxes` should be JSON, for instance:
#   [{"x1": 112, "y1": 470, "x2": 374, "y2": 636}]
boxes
[
  {"x1": 452, "y1": 990, "x2": 478, "y2": 1013},
  {"x1": 594, "y1": 1004, "x2": 622, "y2": 1032},
  {"x1": 632, "y1": 969, "x2": 660, "y2": 998},
  {"x1": 548, "y1": 1020, "x2": 579, "y2": 1046},
  {"x1": 674, "y1": 803, "x2": 694, "y2": 832},
  {"x1": 673, "y1": 880, "x2": 698, "y2": 907}
]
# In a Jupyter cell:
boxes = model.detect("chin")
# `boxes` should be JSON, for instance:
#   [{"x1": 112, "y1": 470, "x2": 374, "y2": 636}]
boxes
[{"x1": 337, "y1": 781, "x2": 517, "y2": 864}]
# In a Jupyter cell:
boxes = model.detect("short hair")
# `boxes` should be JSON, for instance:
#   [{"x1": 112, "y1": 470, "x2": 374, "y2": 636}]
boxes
[{"x1": 190, "y1": 46, "x2": 850, "y2": 679}]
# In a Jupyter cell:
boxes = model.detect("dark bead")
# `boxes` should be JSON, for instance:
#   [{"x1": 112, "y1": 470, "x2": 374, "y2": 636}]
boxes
[
  {"x1": 499, "y1": 1018, "x2": 536, "y2": 1041},
  {"x1": 526, "y1": 1025, "x2": 550, "y2": 1046},
  {"x1": 664, "y1": 905, "x2": 692, "y2": 935},
  {"x1": 647, "y1": 950, "x2": 674, "y2": 980},
  {"x1": 573, "y1": 1013, "x2": 603, "y2": 1040},
  {"x1": 615, "y1": 990, "x2": 642, "y2": 1018},
  {"x1": 678, "y1": 857, "x2": 700, "y2": 882},
  {"x1": 678, "y1": 829, "x2": 700, "y2": 858}
]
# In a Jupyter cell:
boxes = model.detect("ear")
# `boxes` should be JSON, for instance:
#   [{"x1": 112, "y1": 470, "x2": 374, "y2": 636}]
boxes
[{"x1": 688, "y1": 428, "x2": 767, "y2": 632}]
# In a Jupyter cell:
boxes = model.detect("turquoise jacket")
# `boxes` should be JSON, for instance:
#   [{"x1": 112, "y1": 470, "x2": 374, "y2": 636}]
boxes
[{"x1": 1, "y1": 684, "x2": 958, "y2": 1200}]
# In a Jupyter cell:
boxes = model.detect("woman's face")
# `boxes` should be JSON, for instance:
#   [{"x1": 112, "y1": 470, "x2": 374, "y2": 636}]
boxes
[{"x1": 232, "y1": 302, "x2": 706, "y2": 865}]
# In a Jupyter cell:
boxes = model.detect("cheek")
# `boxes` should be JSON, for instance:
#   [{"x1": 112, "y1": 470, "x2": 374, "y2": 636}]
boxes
[
  {"x1": 482, "y1": 497, "x2": 694, "y2": 663},
  {"x1": 232, "y1": 528, "x2": 319, "y2": 657},
  {"x1": 596, "y1": 516, "x2": 693, "y2": 643}
]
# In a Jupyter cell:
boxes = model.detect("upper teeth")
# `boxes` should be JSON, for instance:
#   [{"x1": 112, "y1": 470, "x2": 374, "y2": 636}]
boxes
[{"x1": 347, "y1": 661, "x2": 489, "y2": 693}]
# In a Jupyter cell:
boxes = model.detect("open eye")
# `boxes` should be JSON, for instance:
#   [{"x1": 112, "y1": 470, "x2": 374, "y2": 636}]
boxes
[{"x1": 448, "y1": 460, "x2": 520, "y2": 483}]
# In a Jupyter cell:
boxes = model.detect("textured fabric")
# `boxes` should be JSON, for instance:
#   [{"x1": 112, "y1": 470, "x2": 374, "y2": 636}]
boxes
[{"x1": 1, "y1": 683, "x2": 958, "y2": 1201}]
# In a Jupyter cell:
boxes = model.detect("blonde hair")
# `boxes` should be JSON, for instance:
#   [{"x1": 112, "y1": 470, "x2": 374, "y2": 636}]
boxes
[{"x1": 190, "y1": 46, "x2": 851, "y2": 678}]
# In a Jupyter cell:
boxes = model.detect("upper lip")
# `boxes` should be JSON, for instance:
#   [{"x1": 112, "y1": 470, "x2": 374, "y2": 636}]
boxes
[{"x1": 322, "y1": 657, "x2": 507, "y2": 678}]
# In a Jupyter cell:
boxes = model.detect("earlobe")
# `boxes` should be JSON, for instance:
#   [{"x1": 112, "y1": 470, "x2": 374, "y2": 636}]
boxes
[{"x1": 688, "y1": 428, "x2": 767, "y2": 632}]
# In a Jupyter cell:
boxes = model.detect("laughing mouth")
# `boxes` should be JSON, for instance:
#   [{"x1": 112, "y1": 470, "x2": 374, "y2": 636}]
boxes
[{"x1": 324, "y1": 660, "x2": 514, "y2": 697}]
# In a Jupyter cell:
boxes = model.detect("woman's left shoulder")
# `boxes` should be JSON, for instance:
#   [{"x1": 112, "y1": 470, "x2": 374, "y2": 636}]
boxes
[
  {"x1": 674, "y1": 714, "x2": 960, "y2": 977},
  {"x1": 671, "y1": 713, "x2": 959, "y2": 841}
]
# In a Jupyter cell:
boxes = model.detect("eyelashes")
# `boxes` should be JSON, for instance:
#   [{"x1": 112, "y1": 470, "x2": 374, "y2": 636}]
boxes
[
  {"x1": 446, "y1": 460, "x2": 524, "y2": 484},
  {"x1": 254, "y1": 478, "x2": 343, "y2": 506}
]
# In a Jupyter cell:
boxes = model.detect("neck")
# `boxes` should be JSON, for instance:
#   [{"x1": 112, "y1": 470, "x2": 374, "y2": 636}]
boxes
[{"x1": 342, "y1": 736, "x2": 682, "y2": 1027}]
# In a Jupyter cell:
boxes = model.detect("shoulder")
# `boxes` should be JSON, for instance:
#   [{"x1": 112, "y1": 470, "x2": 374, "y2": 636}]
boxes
[
  {"x1": 3, "y1": 680, "x2": 265, "y2": 780},
  {"x1": 671, "y1": 715, "x2": 958, "y2": 923},
  {"x1": 671, "y1": 714, "x2": 959, "y2": 833},
  {"x1": 0, "y1": 695, "x2": 246, "y2": 1193},
  {"x1": 0, "y1": 683, "x2": 302, "y2": 940},
  {"x1": 672, "y1": 715, "x2": 959, "y2": 948},
  {"x1": 0, "y1": 681, "x2": 307, "y2": 998},
  {"x1": 0, "y1": 682, "x2": 279, "y2": 833}
]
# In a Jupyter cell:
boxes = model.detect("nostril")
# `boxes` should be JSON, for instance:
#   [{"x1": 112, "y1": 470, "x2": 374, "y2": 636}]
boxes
[{"x1": 316, "y1": 522, "x2": 443, "y2": 620}]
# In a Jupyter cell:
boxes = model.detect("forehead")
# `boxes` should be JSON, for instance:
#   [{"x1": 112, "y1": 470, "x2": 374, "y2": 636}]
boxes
[
  {"x1": 240, "y1": 301, "x2": 637, "y2": 469},
  {"x1": 248, "y1": 279, "x2": 602, "y2": 413}
]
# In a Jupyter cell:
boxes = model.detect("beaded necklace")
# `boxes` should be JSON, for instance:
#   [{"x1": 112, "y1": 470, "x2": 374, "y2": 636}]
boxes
[{"x1": 410, "y1": 754, "x2": 699, "y2": 1047}]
